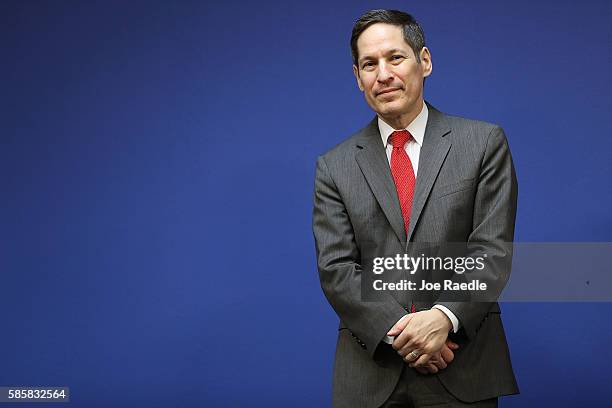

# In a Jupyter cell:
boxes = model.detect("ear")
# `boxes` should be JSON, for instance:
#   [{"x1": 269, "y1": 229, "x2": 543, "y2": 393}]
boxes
[
  {"x1": 353, "y1": 65, "x2": 364, "y2": 91},
  {"x1": 419, "y1": 47, "x2": 433, "y2": 78}
]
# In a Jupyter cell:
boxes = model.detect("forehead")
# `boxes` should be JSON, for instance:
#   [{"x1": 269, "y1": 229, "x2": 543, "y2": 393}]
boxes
[{"x1": 356, "y1": 23, "x2": 411, "y2": 58}]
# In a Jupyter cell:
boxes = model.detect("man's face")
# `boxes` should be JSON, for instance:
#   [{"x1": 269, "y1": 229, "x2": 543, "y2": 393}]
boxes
[{"x1": 353, "y1": 23, "x2": 432, "y2": 123}]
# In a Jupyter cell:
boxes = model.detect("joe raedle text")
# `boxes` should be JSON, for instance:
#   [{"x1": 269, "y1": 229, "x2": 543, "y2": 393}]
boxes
[{"x1": 373, "y1": 279, "x2": 488, "y2": 292}]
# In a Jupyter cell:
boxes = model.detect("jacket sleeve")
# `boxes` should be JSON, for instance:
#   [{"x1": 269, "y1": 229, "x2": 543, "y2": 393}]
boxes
[
  {"x1": 436, "y1": 125, "x2": 518, "y2": 339},
  {"x1": 312, "y1": 155, "x2": 407, "y2": 359}
]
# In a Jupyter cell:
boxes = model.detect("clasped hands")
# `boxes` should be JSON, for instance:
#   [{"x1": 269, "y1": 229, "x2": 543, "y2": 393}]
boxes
[{"x1": 387, "y1": 309, "x2": 458, "y2": 374}]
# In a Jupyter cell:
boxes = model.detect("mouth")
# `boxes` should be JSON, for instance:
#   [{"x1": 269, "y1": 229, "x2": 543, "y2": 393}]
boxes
[{"x1": 376, "y1": 88, "x2": 401, "y2": 96}]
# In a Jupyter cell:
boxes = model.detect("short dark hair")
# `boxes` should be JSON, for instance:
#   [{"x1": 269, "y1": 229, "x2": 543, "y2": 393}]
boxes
[{"x1": 350, "y1": 9, "x2": 426, "y2": 67}]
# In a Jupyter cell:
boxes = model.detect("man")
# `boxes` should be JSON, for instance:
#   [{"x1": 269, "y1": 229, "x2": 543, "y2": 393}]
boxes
[{"x1": 312, "y1": 9, "x2": 519, "y2": 408}]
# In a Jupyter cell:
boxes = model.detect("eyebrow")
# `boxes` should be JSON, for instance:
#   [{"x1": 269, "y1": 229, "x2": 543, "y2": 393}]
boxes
[{"x1": 358, "y1": 48, "x2": 410, "y2": 64}]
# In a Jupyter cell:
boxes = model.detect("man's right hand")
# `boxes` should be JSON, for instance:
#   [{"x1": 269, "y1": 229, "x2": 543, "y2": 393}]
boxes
[{"x1": 414, "y1": 340, "x2": 459, "y2": 374}]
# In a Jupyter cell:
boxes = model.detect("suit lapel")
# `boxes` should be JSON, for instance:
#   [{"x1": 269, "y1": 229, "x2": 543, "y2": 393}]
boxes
[
  {"x1": 407, "y1": 105, "x2": 452, "y2": 242},
  {"x1": 354, "y1": 118, "x2": 407, "y2": 245}
]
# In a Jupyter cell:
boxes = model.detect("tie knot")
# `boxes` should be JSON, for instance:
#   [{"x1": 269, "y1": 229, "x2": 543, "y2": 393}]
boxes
[{"x1": 389, "y1": 130, "x2": 412, "y2": 148}]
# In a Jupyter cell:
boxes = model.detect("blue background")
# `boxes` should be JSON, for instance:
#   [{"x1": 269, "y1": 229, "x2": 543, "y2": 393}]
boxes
[{"x1": 2, "y1": 0, "x2": 611, "y2": 406}]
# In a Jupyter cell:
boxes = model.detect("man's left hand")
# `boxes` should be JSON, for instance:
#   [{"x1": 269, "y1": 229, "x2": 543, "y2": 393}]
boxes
[
  {"x1": 387, "y1": 309, "x2": 453, "y2": 367},
  {"x1": 414, "y1": 339, "x2": 459, "y2": 374}
]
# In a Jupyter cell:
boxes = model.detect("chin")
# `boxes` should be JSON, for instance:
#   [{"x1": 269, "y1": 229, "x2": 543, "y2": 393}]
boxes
[{"x1": 377, "y1": 104, "x2": 403, "y2": 117}]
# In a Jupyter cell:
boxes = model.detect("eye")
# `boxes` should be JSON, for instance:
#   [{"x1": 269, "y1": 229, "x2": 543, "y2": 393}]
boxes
[
  {"x1": 391, "y1": 55, "x2": 405, "y2": 62},
  {"x1": 362, "y1": 61, "x2": 376, "y2": 70}
]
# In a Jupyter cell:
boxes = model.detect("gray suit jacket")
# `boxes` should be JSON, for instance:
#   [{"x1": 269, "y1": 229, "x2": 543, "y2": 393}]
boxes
[{"x1": 312, "y1": 103, "x2": 519, "y2": 408}]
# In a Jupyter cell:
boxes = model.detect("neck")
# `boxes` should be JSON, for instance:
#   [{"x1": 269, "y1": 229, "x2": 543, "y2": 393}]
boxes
[{"x1": 379, "y1": 99, "x2": 424, "y2": 130}]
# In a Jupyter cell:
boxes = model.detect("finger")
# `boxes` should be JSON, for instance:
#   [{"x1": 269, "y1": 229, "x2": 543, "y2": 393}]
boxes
[
  {"x1": 433, "y1": 358, "x2": 447, "y2": 370},
  {"x1": 387, "y1": 327, "x2": 400, "y2": 337},
  {"x1": 393, "y1": 314, "x2": 415, "y2": 337},
  {"x1": 387, "y1": 314, "x2": 413, "y2": 337},
  {"x1": 445, "y1": 340, "x2": 459, "y2": 350},
  {"x1": 397, "y1": 343, "x2": 410, "y2": 357},
  {"x1": 402, "y1": 350, "x2": 420, "y2": 363},
  {"x1": 387, "y1": 313, "x2": 414, "y2": 337},
  {"x1": 440, "y1": 346, "x2": 455, "y2": 364},
  {"x1": 415, "y1": 362, "x2": 438, "y2": 374},
  {"x1": 397, "y1": 336, "x2": 419, "y2": 355},
  {"x1": 392, "y1": 328, "x2": 413, "y2": 351},
  {"x1": 409, "y1": 353, "x2": 431, "y2": 368},
  {"x1": 429, "y1": 351, "x2": 446, "y2": 369},
  {"x1": 415, "y1": 366, "x2": 430, "y2": 375},
  {"x1": 398, "y1": 339, "x2": 421, "y2": 358}
]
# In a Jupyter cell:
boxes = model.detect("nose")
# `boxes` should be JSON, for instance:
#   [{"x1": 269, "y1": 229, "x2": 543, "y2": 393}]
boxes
[{"x1": 376, "y1": 61, "x2": 393, "y2": 83}]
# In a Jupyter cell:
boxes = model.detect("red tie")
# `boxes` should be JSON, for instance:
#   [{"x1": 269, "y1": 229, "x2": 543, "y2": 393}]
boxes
[
  {"x1": 390, "y1": 130, "x2": 417, "y2": 314},
  {"x1": 389, "y1": 130, "x2": 416, "y2": 236}
]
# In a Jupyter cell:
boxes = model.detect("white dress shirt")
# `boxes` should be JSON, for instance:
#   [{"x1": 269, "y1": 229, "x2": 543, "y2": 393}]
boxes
[{"x1": 377, "y1": 102, "x2": 459, "y2": 344}]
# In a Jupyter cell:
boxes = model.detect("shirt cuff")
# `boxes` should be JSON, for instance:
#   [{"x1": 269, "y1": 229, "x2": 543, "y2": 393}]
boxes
[
  {"x1": 432, "y1": 305, "x2": 459, "y2": 333},
  {"x1": 382, "y1": 314, "x2": 409, "y2": 344}
]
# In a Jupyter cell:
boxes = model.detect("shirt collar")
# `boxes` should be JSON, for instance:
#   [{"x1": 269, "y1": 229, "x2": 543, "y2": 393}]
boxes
[{"x1": 378, "y1": 102, "x2": 428, "y2": 148}]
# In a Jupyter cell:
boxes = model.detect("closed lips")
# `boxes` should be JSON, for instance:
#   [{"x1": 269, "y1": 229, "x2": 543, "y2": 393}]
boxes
[{"x1": 377, "y1": 88, "x2": 400, "y2": 95}]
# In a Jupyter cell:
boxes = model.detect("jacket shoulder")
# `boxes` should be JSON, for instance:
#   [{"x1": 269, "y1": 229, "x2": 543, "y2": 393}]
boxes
[
  {"x1": 440, "y1": 111, "x2": 507, "y2": 148},
  {"x1": 445, "y1": 113, "x2": 501, "y2": 134}
]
